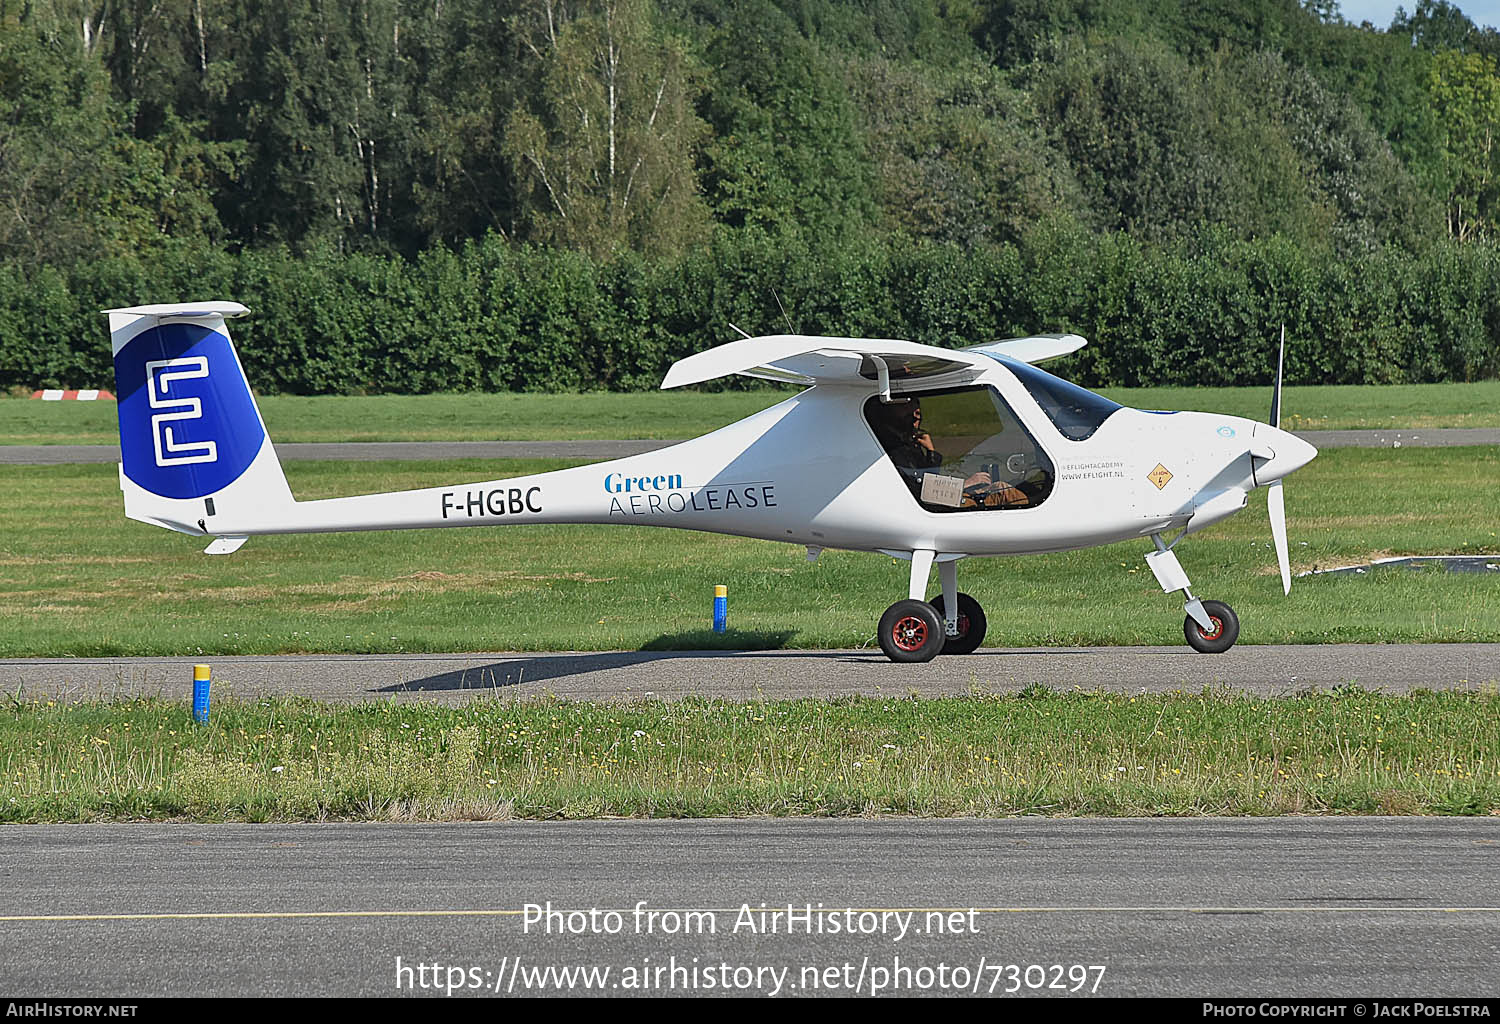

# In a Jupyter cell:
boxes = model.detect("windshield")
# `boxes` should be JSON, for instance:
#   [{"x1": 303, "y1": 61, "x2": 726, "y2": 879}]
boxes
[{"x1": 987, "y1": 354, "x2": 1122, "y2": 441}]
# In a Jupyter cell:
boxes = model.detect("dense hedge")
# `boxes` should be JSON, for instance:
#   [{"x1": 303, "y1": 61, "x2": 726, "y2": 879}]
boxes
[{"x1": 4, "y1": 228, "x2": 1498, "y2": 394}]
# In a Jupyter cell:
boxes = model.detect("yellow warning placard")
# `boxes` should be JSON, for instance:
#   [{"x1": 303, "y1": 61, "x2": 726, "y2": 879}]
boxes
[{"x1": 1147, "y1": 464, "x2": 1174, "y2": 490}]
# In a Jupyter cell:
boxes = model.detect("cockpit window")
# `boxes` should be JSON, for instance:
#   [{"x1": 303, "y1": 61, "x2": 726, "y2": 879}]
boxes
[
  {"x1": 989, "y1": 354, "x2": 1121, "y2": 441},
  {"x1": 864, "y1": 386, "x2": 1054, "y2": 513}
]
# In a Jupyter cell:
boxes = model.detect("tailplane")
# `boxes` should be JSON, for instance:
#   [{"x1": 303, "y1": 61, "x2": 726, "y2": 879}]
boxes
[{"x1": 105, "y1": 302, "x2": 293, "y2": 548}]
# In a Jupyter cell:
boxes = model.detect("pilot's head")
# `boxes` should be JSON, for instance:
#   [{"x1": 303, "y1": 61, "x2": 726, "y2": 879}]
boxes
[
  {"x1": 874, "y1": 398, "x2": 923, "y2": 441},
  {"x1": 892, "y1": 399, "x2": 922, "y2": 433}
]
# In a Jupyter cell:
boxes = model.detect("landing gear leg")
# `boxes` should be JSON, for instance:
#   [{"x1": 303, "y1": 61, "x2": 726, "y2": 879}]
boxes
[
  {"x1": 1144, "y1": 534, "x2": 1240, "y2": 654},
  {"x1": 876, "y1": 550, "x2": 946, "y2": 663},
  {"x1": 929, "y1": 558, "x2": 987, "y2": 655},
  {"x1": 939, "y1": 558, "x2": 958, "y2": 628}
]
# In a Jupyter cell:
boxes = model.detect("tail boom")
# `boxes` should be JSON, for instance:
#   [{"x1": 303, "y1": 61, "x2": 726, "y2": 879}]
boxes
[
  {"x1": 199, "y1": 433, "x2": 795, "y2": 541},
  {"x1": 105, "y1": 302, "x2": 804, "y2": 549}
]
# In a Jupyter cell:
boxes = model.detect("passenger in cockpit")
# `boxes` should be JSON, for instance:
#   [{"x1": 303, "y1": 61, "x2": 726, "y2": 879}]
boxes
[{"x1": 960, "y1": 466, "x2": 1030, "y2": 508}]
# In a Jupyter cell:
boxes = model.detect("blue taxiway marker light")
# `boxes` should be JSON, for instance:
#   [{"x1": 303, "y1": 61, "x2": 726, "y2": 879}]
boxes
[
  {"x1": 713, "y1": 585, "x2": 728, "y2": 633},
  {"x1": 192, "y1": 664, "x2": 211, "y2": 724}
]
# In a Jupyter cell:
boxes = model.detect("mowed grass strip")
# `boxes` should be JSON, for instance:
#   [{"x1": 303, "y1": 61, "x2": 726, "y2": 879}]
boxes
[
  {"x1": 1116, "y1": 379, "x2": 1500, "y2": 431},
  {"x1": 4, "y1": 379, "x2": 1500, "y2": 445},
  {"x1": 0, "y1": 447, "x2": 1497, "y2": 656},
  {"x1": 3, "y1": 690, "x2": 1496, "y2": 822},
  {"x1": 0, "y1": 390, "x2": 797, "y2": 445}
]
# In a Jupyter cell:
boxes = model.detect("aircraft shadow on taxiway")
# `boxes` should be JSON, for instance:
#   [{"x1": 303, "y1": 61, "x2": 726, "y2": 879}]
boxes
[
  {"x1": 380, "y1": 631, "x2": 803, "y2": 692},
  {"x1": 375, "y1": 636, "x2": 1114, "y2": 693}
]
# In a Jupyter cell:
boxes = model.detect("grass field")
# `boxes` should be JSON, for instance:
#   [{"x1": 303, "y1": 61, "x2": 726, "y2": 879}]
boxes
[
  {"x1": 0, "y1": 446, "x2": 1496, "y2": 657},
  {"x1": 4, "y1": 379, "x2": 1499, "y2": 445},
  {"x1": 3, "y1": 690, "x2": 1495, "y2": 822}
]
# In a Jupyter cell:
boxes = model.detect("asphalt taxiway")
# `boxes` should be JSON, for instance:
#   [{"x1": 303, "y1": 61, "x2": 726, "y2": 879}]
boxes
[{"x1": 4, "y1": 643, "x2": 1498, "y2": 704}]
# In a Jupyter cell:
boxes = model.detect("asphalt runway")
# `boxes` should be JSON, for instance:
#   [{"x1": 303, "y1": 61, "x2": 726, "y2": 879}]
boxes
[
  {"x1": 4, "y1": 428, "x2": 1497, "y2": 464},
  {"x1": 1, "y1": 818, "x2": 1496, "y2": 997},
  {"x1": 1295, "y1": 427, "x2": 1500, "y2": 448},
  {"x1": 6, "y1": 643, "x2": 1498, "y2": 704}
]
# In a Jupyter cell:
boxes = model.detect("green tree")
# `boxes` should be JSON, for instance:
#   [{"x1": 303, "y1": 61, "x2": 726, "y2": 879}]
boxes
[
  {"x1": 1220, "y1": 49, "x2": 1439, "y2": 250},
  {"x1": 404, "y1": 0, "x2": 527, "y2": 248},
  {"x1": 1285, "y1": 15, "x2": 1447, "y2": 207},
  {"x1": 1026, "y1": 34, "x2": 1435, "y2": 250},
  {"x1": 180, "y1": 0, "x2": 428, "y2": 251},
  {"x1": 1394, "y1": 0, "x2": 1478, "y2": 50},
  {"x1": 504, "y1": 0, "x2": 711, "y2": 258},
  {"x1": 695, "y1": 0, "x2": 876, "y2": 240},
  {"x1": 1026, "y1": 38, "x2": 1231, "y2": 243},
  {"x1": 846, "y1": 56, "x2": 1080, "y2": 247},
  {"x1": 1427, "y1": 48, "x2": 1500, "y2": 239},
  {"x1": 0, "y1": 18, "x2": 223, "y2": 263}
]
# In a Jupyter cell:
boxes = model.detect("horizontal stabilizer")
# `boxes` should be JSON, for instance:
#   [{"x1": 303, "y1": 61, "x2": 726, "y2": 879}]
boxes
[{"x1": 103, "y1": 302, "x2": 250, "y2": 320}]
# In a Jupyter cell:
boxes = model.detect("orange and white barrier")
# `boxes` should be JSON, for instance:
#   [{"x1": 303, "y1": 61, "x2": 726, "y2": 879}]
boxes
[{"x1": 30, "y1": 390, "x2": 115, "y2": 401}]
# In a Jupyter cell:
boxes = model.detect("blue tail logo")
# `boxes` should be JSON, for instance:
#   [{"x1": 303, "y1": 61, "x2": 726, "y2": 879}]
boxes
[{"x1": 116, "y1": 322, "x2": 265, "y2": 499}]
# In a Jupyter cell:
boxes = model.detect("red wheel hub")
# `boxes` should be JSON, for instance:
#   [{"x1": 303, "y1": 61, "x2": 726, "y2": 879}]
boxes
[
  {"x1": 1198, "y1": 616, "x2": 1224, "y2": 641},
  {"x1": 892, "y1": 615, "x2": 929, "y2": 652}
]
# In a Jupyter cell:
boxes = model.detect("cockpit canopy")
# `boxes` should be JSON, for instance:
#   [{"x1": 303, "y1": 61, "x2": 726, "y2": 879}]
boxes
[{"x1": 983, "y1": 353, "x2": 1122, "y2": 441}]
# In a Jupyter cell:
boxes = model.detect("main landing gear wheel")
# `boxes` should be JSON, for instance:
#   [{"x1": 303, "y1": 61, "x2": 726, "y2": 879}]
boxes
[
  {"x1": 929, "y1": 592, "x2": 987, "y2": 655},
  {"x1": 1184, "y1": 599, "x2": 1240, "y2": 654},
  {"x1": 878, "y1": 599, "x2": 946, "y2": 663}
]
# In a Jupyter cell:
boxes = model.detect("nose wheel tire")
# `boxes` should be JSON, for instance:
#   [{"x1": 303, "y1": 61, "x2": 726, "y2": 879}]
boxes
[
  {"x1": 878, "y1": 599, "x2": 946, "y2": 663},
  {"x1": 928, "y1": 592, "x2": 987, "y2": 655},
  {"x1": 1184, "y1": 599, "x2": 1239, "y2": 654}
]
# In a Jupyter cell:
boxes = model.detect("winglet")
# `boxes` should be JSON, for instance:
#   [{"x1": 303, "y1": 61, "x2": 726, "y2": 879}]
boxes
[{"x1": 963, "y1": 333, "x2": 1086, "y2": 365}]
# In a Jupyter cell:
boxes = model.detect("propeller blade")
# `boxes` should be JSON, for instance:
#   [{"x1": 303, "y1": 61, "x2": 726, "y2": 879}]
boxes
[
  {"x1": 1270, "y1": 324, "x2": 1285, "y2": 429},
  {"x1": 1268, "y1": 478, "x2": 1291, "y2": 595}
]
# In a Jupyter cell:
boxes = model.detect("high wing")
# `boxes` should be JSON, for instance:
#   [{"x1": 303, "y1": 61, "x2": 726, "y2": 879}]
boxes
[{"x1": 660, "y1": 333, "x2": 1087, "y2": 390}]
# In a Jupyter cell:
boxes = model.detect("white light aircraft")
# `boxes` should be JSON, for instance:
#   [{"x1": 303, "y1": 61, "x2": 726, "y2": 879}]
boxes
[{"x1": 105, "y1": 302, "x2": 1316, "y2": 662}]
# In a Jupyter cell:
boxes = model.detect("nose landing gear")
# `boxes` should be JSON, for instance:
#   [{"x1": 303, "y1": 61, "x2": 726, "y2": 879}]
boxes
[
  {"x1": 1184, "y1": 598, "x2": 1239, "y2": 654},
  {"x1": 1146, "y1": 534, "x2": 1241, "y2": 654}
]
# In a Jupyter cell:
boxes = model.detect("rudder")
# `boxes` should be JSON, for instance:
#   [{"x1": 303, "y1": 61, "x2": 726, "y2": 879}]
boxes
[{"x1": 105, "y1": 302, "x2": 293, "y2": 541}]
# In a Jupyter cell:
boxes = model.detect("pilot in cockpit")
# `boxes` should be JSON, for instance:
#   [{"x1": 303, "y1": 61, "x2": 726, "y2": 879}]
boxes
[
  {"x1": 872, "y1": 399, "x2": 943, "y2": 478},
  {"x1": 873, "y1": 397, "x2": 1032, "y2": 508}
]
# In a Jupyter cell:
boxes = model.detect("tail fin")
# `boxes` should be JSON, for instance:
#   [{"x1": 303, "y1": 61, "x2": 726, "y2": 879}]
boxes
[{"x1": 105, "y1": 302, "x2": 293, "y2": 547}]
